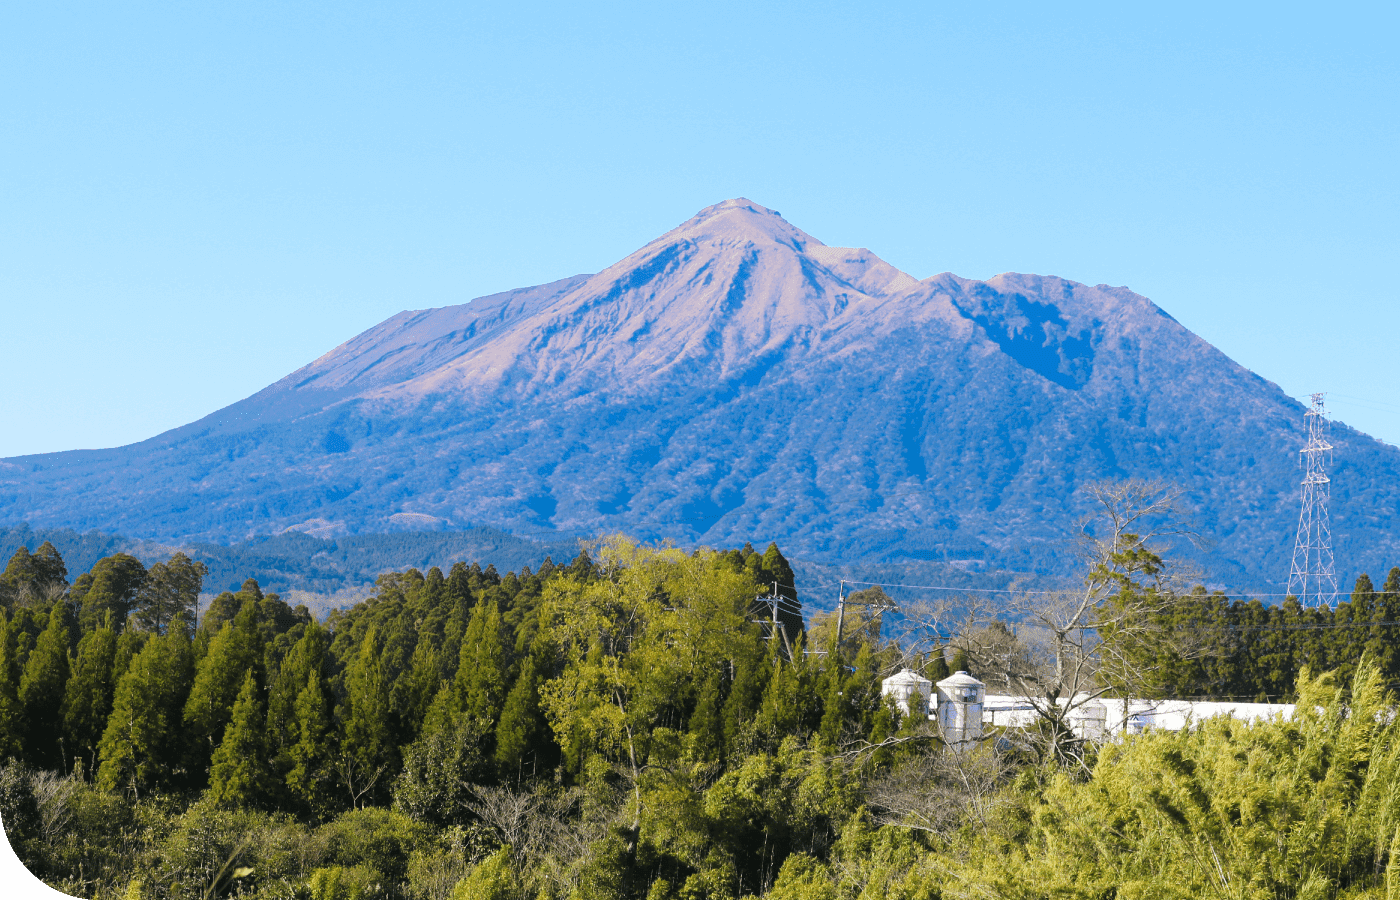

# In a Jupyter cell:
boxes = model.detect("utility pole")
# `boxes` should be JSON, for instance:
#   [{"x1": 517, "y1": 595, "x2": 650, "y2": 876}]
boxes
[
  {"x1": 773, "y1": 581, "x2": 793, "y2": 660},
  {"x1": 755, "y1": 582, "x2": 793, "y2": 662},
  {"x1": 1287, "y1": 393, "x2": 1339, "y2": 607},
  {"x1": 833, "y1": 580, "x2": 846, "y2": 653}
]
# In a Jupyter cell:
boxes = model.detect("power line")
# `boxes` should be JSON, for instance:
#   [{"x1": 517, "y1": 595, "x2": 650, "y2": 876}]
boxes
[
  {"x1": 835, "y1": 577, "x2": 1380, "y2": 600},
  {"x1": 1329, "y1": 393, "x2": 1400, "y2": 414}
]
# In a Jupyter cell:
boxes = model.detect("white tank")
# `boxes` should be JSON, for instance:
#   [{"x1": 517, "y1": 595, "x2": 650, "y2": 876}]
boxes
[
  {"x1": 881, "y1": 668, "x2": 933, "y2": 717},
  {"x1": 935, "y1": 670, "x2": 986, "y2": 750}
]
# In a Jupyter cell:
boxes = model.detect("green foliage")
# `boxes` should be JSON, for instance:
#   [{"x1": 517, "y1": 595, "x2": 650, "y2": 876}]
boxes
[
  {"x1": 0, "y1": 541, "x2": 68, "y2": 610},
  {"x1": 19, "y1": 599, "x2": 72, "y2": 768},
  {"x1": 689, "y1": 668, "x2": 726, "y2": 763},
  {"x1": 97, "y1": 628, "x2": 193, "y2": 795},
  {"x1": 0, "y1": 760, "x2": 40, "y2": 859},
  {"x1": 133, "y1": 552, "x2": 207, "y2": 635},
  {"x1": 495, "y1": 651, "x2": 550, "y2": 778},
  {"x1": 269, "y1": 618, "x2": 332, "y2": 782},
  {"x1": 1112, "y1": 569, "x2": 1400, "y2": 703},
  {"x1": 392, "y1": 690, "x2": 489, "y2": 825},
  {"x1": 317, "y1": 806, "x2": 431, "y2": 886},
  {"x1": 766, "y1": 853, "x2": 836, "y2": 900},
  {"x1": 73, "y1": 552, "x2": 147, "y2": 632},
  {"x1": 0, "y1": 612, "x2": 25, "y2": 761},
  {"x1": 456, "y1": 596, "x2": 506, "y2": 727},
  {"x1": 62, "y1": 619, "x2": 118, "y2": 778},
  {"x1": 208, "y1": 671, "x2": 271, "y2": 807},
  {"x1": 288, "y1": 665, "x2": 339, "y2": 819},
  {"x1": 201, "y1": 590, "x2": 243, "y2": 635},
  {"x1": 183, "y1": 599, "x2": 261, "y2": 765},
  {"x1": 308, "y1": 865, "x2": 384, "y2": 900},
  {"x1": 341, "y1": 626, "x2": 397, "y2": 809},
  {"x1": 956, "y1": 661, "x2": 1400, "y2": 899},
  {"x1": 449, "y1": 846, "x2": 518, "y2": 900}
]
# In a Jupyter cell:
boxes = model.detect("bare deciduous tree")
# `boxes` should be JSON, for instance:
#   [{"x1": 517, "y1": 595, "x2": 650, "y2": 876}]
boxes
[
  {"x1": 995, "y1": 480, "x2": 1203, "y2": 768},
  {"x1": 866, "y1": 746, "x2": 1018, "y2": 838}
]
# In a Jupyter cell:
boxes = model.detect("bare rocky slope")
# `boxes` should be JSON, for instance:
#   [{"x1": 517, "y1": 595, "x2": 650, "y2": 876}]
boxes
[{"x1": 4, "y1": 199, "x2": 1398, "y2": 592}]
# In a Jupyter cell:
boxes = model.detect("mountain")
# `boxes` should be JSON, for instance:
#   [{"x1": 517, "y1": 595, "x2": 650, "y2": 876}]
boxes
[{"x1": 5, "y1": 198, "x2": 1399, "y2": 592}]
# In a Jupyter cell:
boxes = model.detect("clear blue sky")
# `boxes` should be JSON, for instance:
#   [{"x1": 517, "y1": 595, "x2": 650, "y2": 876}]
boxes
[{"x1": 3, "y1": 2, "x2": 1397, "y2": 459}]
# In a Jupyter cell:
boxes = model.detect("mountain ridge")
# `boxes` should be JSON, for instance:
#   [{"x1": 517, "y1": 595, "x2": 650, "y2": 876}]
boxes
[{"x1": 4, "y1": 199, "x2": 1398, "y2": 591}]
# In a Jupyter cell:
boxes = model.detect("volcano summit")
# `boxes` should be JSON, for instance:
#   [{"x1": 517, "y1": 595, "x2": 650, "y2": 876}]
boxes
[{"x1": 5, "y1": 199, "x2": 1399, "y2": 588}]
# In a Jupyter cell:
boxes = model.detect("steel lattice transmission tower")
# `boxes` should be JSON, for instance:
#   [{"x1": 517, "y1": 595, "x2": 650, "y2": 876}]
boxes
[{"x1": 1287, "y1": 393, "x2": 1338, "y2": 606}]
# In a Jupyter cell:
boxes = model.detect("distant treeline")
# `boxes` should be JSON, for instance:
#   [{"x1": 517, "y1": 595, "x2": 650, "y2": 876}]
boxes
[
  {"x1": 0, "y1": 522, "x2": 580, "y2": 596},
  {"x1": 1125, "y1": 569, "x2": 1400, "y2": 701}
]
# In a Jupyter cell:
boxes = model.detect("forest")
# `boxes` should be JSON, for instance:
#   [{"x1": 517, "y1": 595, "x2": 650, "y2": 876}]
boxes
[{"x1": 5, "y1": 512, "x2": 1400, "y2": 899}]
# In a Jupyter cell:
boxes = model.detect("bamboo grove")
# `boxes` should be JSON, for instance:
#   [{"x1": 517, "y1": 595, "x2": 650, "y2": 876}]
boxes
[{"x1": 6, "y1": 535, "x2": 1400, "y2": 899}]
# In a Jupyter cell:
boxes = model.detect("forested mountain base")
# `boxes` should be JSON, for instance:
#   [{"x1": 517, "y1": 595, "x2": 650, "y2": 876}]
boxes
[{"x1": 5, "y1": 536, "x2": 1400, "y2": 899}]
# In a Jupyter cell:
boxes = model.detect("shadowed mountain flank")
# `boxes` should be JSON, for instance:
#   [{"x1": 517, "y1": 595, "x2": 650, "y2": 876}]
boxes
[{"x1": 3, "y1": 199, "x2": 1398, "y2": 589}]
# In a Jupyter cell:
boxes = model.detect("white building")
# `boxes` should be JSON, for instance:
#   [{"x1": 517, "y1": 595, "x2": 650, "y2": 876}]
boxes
[
  {"x1": 983, "y1": 693, "x2": 1295, "y2": 740},
  {"x1": 881, "y1": 667, "x2": 1290, "y2": 747}
]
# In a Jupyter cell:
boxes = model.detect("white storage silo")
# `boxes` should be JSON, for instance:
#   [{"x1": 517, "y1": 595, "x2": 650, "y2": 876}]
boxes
[
  {"x1": 936, "y1": 670, "x2": 986, "y2": 750},
  {"x1": 881, "y1": 668, "x2": 933, "y2": 717}
]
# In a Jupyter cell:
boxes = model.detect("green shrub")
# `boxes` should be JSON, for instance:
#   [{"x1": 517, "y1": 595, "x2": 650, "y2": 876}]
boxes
[
  {"x1": 449, "y1": 847, "x2": 517, "y2": 900},
  {"x1": 308, "y1": 864, "x2": 386, "y2": 900},
  {"x1": 320, "y1": 806, "x2": 432, "y2": 886},
  {"x1": 765, "y1": 853, "x2": 835, "y2": 900},
  {"x1": 0, "y1": 761, "x2": 39, "y2": 862}
]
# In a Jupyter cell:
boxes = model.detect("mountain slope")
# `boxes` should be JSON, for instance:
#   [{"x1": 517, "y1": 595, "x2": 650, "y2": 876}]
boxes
[{"x1": 4, "y1": 199, "x2": 1398, "y2": 590}]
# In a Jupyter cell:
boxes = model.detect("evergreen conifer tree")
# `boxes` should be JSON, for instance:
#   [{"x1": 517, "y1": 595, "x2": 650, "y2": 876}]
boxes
[
  {"x1": 97, "y1": 630, "x2": 192, "y2": 795},
  {"x1": 184, "y1": 600, "x2": 261, "y2": 764},
  {"x1": 845, "y1": 643, "x2": 881, "y2": 733},
  {"x1": 947, "y1": 648, "x2": 970, "y2": 675},
  {"x1": 722, "y1": 656, "x2": 765, "y2": 752},
  {"x1": 111, "y1": 628, "x2": 147, "y2": 687},
  {"x1": 755, "y1": 657, "x2": 800, "y2": 743},
  {"x1": 31, "y1": 542, "x2": 68, "y2": 593},
  {"x1": 817, "y1": 659, "x2": 846, "y2": 748},
  {"x1": 267, "y1": 620, "x2": 328, "y2": 764},
  {"x1": 75, "y1": 553, "x2": 147, "y2": 633},
  {"x1": 395, "y1": 685, "x2": 488, "y2": 824},
  {"x1": 399, "y1": 633, "x2": 441, "y2": 744},
  {"x1": 0, "y1": 612, "x2": 23, "y2": 761},
  {"x1": 134, "y1": 553, "x2": 207, "y2": 635},
  {"x1": 496, "y1": 652, "x2": 551, "y2": 777},
  {"x1": 287, "y1": 668, "x2": 337, "y2": 819},
  {"x1": 926, "y1": 651, "x2": 950, "y2": 682},
  {"x1": 687, "y1": 668, "x2": 725, "y2": 762},
  {"x1": 62, "y1": 619, "x2": 118, "y2": 777},
  {"x1": 208, "y1": 671, "x2": 270, "y2": 807},
  {"x1": 1, "y1": 546, "x2": 35, "y2": 600},
  {"x1": 201, "y1": 591, "x2": 242, "y2": 635},
  {"x1": 19, "y1": 600, "x2": 72, "y2": 768},
  {"x1": 457, "y1": 599, "x2": 506, "y2": 726},
  {"x1": 340, "y1": 626, "x2": 395, "y2": 808},
  {"x1": 2, "y1": 542, "x2": 69, "y2": 609}
]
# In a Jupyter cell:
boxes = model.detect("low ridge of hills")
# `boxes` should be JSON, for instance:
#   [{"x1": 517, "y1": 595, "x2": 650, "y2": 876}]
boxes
[{"x1": 5, "y1": 198, "x2": 1399, "y2": 595}]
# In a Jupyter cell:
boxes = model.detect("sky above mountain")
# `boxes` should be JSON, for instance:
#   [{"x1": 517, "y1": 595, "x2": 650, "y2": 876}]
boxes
[{"x1": 2, "y1": 3, "x2": 1398, "y2": 458}]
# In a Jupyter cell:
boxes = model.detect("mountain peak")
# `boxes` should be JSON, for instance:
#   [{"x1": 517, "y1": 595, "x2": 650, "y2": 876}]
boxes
[
  {"x1": 656, "y1": 198, "x2": 824, "y2": 253},
  {"x1": 694, "y1": 197, "x2": 780, "y2": 218}
]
